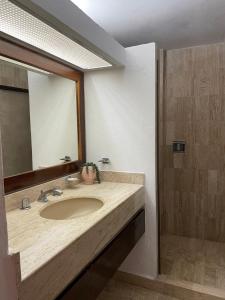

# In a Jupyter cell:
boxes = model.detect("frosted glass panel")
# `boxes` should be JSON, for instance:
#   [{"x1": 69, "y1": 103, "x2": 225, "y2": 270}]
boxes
[{"x1": 0, "y1": 0, "x2": 112, "y2": 70}]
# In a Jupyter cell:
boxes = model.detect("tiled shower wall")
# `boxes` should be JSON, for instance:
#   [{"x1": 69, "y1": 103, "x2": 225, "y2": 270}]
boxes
[
  {"x1": 160, "y1": 42, "x2": 225, "y2": 242},
  {"x1": 0, "y1": 61, "x2": 32, "y2": 176}
]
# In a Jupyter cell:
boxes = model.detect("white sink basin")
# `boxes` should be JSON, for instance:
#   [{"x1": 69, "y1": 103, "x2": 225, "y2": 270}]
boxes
[{"x1": 40, "y1": 198, "x2": 103, "y2": 220}]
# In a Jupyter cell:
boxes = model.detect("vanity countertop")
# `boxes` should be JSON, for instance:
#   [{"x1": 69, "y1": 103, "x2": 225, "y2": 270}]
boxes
[{"x1": 7, "y1": 181, "x2": 144, "y2": 295}]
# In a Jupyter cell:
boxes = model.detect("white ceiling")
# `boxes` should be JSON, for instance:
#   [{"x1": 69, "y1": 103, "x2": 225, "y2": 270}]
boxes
[{"x1": 71, "y1": 0, "x2": 225, "y2": 49}]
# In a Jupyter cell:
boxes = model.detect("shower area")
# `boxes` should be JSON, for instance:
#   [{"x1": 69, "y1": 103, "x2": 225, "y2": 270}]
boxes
[{"x1": 158, "y1": 42, "x2": 225, "y2": 290}]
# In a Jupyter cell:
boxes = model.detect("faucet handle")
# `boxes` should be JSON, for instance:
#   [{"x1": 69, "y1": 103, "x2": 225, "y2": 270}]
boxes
[
  {"x1": 52, "y1": 187, "x2": 63, "y2": 196},
  {"x1": 60, "y1": 156, "x2": 71, "y2": 162},
  {"x1": 38, "y1": 190, "x2": 48, "y2": 202},
  {"x1": 98, "y1": 157, "x2": 110, "y2": 164},
  {"x1": 21, "y1": 198, "x2": 31, "y2": 210}
]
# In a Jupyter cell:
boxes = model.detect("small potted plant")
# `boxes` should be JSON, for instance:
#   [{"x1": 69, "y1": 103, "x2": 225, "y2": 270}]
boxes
[{"x1": 81, "y1": 162, "x2": 100, "y2": 184}]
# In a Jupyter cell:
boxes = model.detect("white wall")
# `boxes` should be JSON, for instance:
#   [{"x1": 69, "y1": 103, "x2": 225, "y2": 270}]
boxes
[
  {"x1": 28, "y1": 72, "x2": 78, "y2": 169},
  {"x1": 85, "y1": 43, "x2": 158, "y2": 278}
]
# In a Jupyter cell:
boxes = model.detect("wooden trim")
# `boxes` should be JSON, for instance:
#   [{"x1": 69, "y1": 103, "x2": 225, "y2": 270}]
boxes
[
  {"x1": 0, "y1": 37, "x2": 86, "y2": 194},
  {"x1": 157, "y1": 49, "x2": 165, "y2": 274},
  {"x1": 0, "y1": 85, "x2": 29, "y2": 93},
  {"x1": 4, "y1": 161, "x2": 82, "y2": 194},
  {"x1": 0, "y1": 38, "x2": 82, "y2": 81},
  {"x1": 76, "y1": 75, "x2": 86, "y2": 162},
  {"x1": 56, "y1": 209, "x2": 145, "y2": 300}
]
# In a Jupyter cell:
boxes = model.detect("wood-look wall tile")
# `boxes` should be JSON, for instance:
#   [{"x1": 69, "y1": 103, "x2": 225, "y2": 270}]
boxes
[
  {"x1": 163, "y1": 146, "x2": 173, "y2": 168},
  {"x1": 209, "y1": 121, "x2": 222, "y2": 145},
  {"x1": 221, "y1": 145, "x2": 225, "y2": 170},
  {"x1": 181, "y1": 169, "x2": 195, "y2": 192},
  {"x1": 193, "y1": 96, "x2": 209, "y2": 121},
  {"x1": 159, "y1": 122, "x2": 165, "y2": 146},
  {"x1": 166, "y1": 73, "x2": 194, "y2": 98},
  {"x1": 164, "y1": 191, "x2": 176, "y2": 234},
  {"x1": 173, "y1": 154, "x2": 184, "y2": 169},
  {"x1": 204, "y1": 218, "x2": 218, "y2": 241},
  {"x1": 174, "y1": 169, "x2": 182, "y2": 190},
  {"x1": 209, "y1": 96, "x2": 222, "y2": 121},
  {"x1": 175, "y1": 97, "x2": 194, "y2": 121},
  {"x1": 218, "y1": 219, "x2": 225, "y2": 243},
  {"x1": 204, "y1": 194, "x2": 225, "y2": 242},
  {"x1": 217, "y1": 170, "x2": 225, "y2": 195},
  {"x1": 220, "y1": 95, "x2": 225, "y2": 119},
  {"x1": 208, "y1": 170, "x2": 218, "y2": 195},
  {"x1": 195, "y1": 145, "x2": 221, "y2": 170},
  {"x1": 180, "y1": 192, "x2": 204, "y2": 238},
  {"x1": 163, "y1": 168, "x2": 175, "y2": 191},
  {"x1": 160, "y1": 205, "x2": 167, "y2": 234},
  {"x1": 166, "y1": 121, "x2": 175, "y2": 145},
  {"x1": 194, "y1": 70, "x2": 211, "y2": 97},
  {"x1": 193, "y1": 170, "x2": 208, "y2": 194},
  {"x1": 165, "y1": 97, "x2": 176, "y2": 121},
  {"x1": 160, "y1": 42, "x2": 225, "y2": 242},
  {"x1": 218, "y1": 194, "x2": 225, "y2": 216},
  {"x1": 219, "y1": 121, "x2": 225, "y2": 141},
  {"x1": 195, "y1": 144, "x2": 209, "y2": 169},
  {"x1": 194, "y1": 121, "x2": 209, "y2": 145},
  {"x1": 195, "y1": 192, "x2": 205, "y2": 216},
  {"x1": 207, "y1": 145, "x2": 222, "y2": 170},
  {"x1": 174, "y1": 121, "x2": 194, "y2": 146},
  {"x1": 183, "y1": 143, "x2": 195, "y2": 168},
  {"x1": 0, "y1": 61, "x2": 28, "y2": 88},
  {"x1": 204, "y1": 194, "x2": 217, "y2": 219}
]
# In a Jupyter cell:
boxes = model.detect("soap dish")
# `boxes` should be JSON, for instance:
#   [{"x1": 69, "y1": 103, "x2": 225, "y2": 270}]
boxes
[{"x1": 66, "y1": 176, "x2": 80, "y2": 188}]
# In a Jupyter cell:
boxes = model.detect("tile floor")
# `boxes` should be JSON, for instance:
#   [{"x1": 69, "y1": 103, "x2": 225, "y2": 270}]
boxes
[
  {"x1": 97, "y1": 278, "x2": 179, "y2": 300},
  {"x1": 160, "y1": 234, "x2": 225, "y2": 289}
]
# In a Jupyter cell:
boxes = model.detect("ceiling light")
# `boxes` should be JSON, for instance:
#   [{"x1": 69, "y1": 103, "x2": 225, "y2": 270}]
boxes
[
  {"x1": 0, "y1": 55, "x2": 51, "y2": 75},
  {"x1": 0, "y1": 0, "x2": 112, "y2": 70}
]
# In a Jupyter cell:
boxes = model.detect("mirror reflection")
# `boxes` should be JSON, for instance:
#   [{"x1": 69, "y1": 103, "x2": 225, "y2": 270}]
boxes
[{"x1": 0, "y1": 57, "x2": 78, "y2": 177}]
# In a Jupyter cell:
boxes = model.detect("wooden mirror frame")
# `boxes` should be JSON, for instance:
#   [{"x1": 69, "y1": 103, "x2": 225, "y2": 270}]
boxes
[{"x1": 0, "y1": 38, "x2": 86, "y2": 194}]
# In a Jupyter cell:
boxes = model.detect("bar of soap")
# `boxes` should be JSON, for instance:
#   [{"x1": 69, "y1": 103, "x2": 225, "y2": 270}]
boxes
[
  {"x1": 67, "y1": 177, "x2": 79, "y2": 183},
  {"x1": 66, "y1": 177, "x2": 80, "y2": 188}
]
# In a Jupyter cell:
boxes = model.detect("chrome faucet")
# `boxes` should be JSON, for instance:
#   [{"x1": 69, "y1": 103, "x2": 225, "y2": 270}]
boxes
[
  {"x1": 98, "y1": 157, "x2": 110, "y2": 164},
  {"x1": 37, "y1": 187, "x2": 63, "y2": 202}
]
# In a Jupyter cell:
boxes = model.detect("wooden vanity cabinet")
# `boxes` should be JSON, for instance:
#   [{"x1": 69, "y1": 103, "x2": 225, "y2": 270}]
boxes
[{"x1": 56, "y1": 209, "x2": 145, "y2": 300}]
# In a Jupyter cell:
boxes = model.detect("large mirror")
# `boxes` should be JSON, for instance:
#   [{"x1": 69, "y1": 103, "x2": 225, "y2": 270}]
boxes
[
  {"x1": 0, "y1": 56, "x2": 79, "y2": 178},
  {"x1": 0, "y1": 38, "x2": 85, "y2": 194}
]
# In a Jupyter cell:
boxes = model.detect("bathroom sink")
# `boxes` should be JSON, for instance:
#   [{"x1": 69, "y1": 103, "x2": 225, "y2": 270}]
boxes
[{"x1": 40, "y1": 198, "x2": 103, "y2": 220}]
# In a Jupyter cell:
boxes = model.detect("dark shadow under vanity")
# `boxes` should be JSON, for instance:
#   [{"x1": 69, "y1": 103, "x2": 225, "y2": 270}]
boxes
[{"x1": 56, "y1": 209, "x2": 145, "y2": 300}]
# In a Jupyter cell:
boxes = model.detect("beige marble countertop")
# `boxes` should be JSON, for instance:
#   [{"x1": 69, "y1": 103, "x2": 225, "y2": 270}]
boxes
[{"x1": 7, "y1": 181, "x2": 144, "y2": 283}]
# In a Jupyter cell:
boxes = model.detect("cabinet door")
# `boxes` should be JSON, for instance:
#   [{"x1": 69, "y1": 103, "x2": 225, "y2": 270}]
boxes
[{"x1": 56, "y1": 209, "x2": 145, "y2": 300}]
